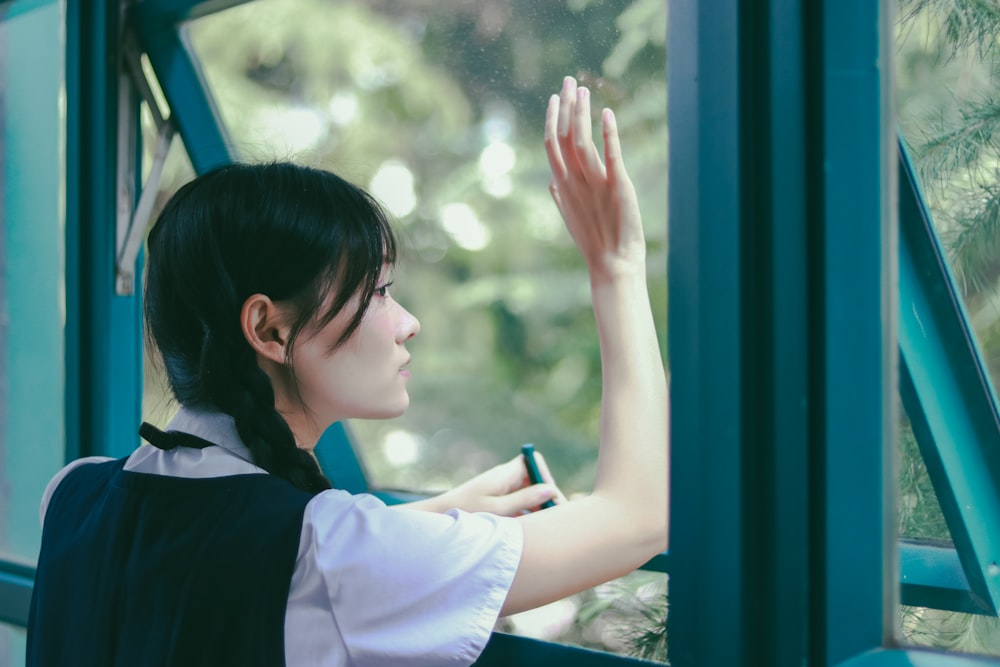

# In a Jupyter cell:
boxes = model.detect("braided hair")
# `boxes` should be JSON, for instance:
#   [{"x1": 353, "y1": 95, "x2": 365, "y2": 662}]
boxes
[{"x1": 144, "y1": 162, "x2": 397, "y2": 493}]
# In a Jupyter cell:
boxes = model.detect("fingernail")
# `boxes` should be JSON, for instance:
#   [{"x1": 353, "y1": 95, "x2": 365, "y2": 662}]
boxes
[
  {"x1": 563, "y1": 76, "x2": 574, "y2": 90},
  {"x1": 578, "y1": 87, "x2": 589, "y2": 100}
]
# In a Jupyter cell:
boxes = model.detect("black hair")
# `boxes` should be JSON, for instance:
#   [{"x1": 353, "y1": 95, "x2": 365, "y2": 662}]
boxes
[{"x1": 144, "y1": 162, "x2": 398, "y2": 493}]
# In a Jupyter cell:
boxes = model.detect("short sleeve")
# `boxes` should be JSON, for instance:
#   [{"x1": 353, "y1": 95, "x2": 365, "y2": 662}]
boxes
[
  {"x1": 39, "y1": 457, "x2": 114, "y2": 526},
  {"x1": 300, "y1": 491, "x2": 523, "y2": 667}
]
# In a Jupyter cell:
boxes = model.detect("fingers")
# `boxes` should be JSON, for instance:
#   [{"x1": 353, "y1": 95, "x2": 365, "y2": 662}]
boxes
[
  {"x1": 489, "y1": 484, "x2": 558, "y2": 517},
  {"x1": 557, "y1": 76, "x2": 576, "y2": 154},
  {"x1": 544, "y1": 94, "x2": 566, "y2": 181},
  {"x1": 602, "y1": 107, "x2": 628, "y2": 191},
  {"x1": 547, "y1": 76, "x2": 606, "y2": 189},
  {"x1": 533, "y1": 452, "x2": 569, "y2": 505},
  {"x1": 573, "y1": 87, "x2": 604, "y2": 180}
]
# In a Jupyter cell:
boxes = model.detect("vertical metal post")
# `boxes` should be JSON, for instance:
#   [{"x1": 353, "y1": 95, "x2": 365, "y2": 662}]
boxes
[
  {"x1": 811, "y1": 1, "x2": 897, "y2": 663},
  {"x1": 667, "y1": 0, "x2": 749, "y2": 662},
  {"x1": 669, "y1": 0, "x2": 894, "y2": 664},
  {"x1": 66, "y1": 0, "x2": 144, "y2": 460}
]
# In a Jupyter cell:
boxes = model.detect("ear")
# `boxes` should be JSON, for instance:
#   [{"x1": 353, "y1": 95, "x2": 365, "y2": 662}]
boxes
[{"x1": 240, "y1": 294, "x2": 293, "y2": 365}]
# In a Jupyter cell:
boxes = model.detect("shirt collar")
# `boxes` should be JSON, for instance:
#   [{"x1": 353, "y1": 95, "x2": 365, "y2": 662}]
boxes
[{"x1": 165, "y1": 405, "x2": 256, "y2": 463}]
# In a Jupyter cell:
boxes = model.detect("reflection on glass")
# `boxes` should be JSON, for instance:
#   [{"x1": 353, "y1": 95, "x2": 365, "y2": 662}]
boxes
[
  {"x1": 187, "y1": 0, "x2": 667, "y2": 498},
  {"x1": 0, "y1": 0, "x2": 67, "y2": 565},
  {"x1": 895, "y1": 0, "x2": 1000, "y2": 655},
  {"x1": 500, "y1": 569, "x2": 667, "y2": 659},
  {"x1": 901, "y1": 606, "x2": 1000, "y2": 655}
]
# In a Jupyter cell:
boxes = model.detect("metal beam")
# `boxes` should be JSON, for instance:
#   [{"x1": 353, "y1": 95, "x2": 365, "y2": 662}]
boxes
[{"x1": 131, "y1": 5, "x2": 234, "y2": 173}]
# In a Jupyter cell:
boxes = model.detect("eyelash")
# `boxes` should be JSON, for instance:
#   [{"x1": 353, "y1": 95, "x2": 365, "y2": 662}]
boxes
[{"x1": 374, "y1": 281, "x2": 393, "y2": 298}]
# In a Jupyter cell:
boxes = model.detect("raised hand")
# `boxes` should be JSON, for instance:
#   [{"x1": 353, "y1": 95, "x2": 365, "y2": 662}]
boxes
[{"x1": 544, "y1": 76, "x2": 646, "y2": 283}]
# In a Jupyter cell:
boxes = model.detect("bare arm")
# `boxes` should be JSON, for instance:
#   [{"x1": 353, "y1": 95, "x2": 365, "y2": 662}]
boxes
[{"x1": 501, "y1": 77, "x2": 669, "y2": 616}]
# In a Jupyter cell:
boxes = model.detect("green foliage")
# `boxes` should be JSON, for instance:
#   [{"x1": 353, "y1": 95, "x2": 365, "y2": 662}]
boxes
[
  {"x1": 897, "y1": 0, "x2": 1000, "y2": 61},
  {"x1": 571, "y1": 572, "x2": 668, "y2": 662},
  {"x1": 896, "y1": 414, "x2": 949, "y2": 541},
  {"x1": 896, "y1": 0, "x2": 1000, "y2": 301},
  {"x1": 902, "y1": 606, "x2": 1000, "y2": 654}
]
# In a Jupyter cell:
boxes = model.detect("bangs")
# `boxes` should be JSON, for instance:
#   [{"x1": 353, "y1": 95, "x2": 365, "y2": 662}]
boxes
[{"x1": 287, "y1": 170, "x2": 398, "y2": 351}]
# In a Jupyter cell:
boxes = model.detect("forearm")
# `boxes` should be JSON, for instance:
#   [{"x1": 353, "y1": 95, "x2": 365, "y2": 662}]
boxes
[
  {"x1": 393, "y1": 494, "x2": 450, "y2": 513},
  {"x1": 589, "y1": 271, "x2": 669, "y2": 547}
]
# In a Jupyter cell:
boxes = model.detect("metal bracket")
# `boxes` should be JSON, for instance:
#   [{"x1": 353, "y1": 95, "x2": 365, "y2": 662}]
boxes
[{"x1": 115, "y1": 29, "x2": 175, "y2": 296}]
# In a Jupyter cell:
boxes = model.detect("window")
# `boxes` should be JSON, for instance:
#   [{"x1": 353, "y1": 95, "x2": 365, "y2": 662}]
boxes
[
  {"x1": 135, "y1": 0, "x2": 668, "y2": 659},
  {"x1": 183, "y1": 0, "x2": 667, "y2": 500},
  {"x1": 0, "y1": 0, "x2": 66, "y2": 565},
  {"x1": 895, "y1": 0, "x2": 1000, "y2": 654}
]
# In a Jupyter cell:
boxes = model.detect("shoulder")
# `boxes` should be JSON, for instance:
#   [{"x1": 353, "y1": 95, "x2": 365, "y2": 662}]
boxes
[
  {"x1": 300, "y1": 489, "x2": 523, "y2": 608},
  {"x1": 288, "y1": 491, "x2": 523, "y2": 665},
  {"x1": 39, "y1": 456, "x2": 115, "y2": 525}
]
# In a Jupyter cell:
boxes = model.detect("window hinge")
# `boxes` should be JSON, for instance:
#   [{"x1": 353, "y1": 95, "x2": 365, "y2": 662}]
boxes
[{"x1": 115, "y1": 29, "x2": 175, "y2": 296}]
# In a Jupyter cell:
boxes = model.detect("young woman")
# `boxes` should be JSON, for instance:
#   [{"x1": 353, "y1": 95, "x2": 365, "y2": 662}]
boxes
[{"x1": 27, "y1": 76, "x2": 668, "y2": 666}]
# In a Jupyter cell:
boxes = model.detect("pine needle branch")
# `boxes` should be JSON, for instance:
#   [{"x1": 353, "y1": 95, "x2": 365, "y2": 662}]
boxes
[
  {"x1": 943, "y1": 183, "x2": 1000, "y2": 298},
  {"x1": 913, "y1": 97, "x2": 1000, "y2": 191},
  {"x1": 898, "y1": 0, "x2": 1000, "y2": 61}
]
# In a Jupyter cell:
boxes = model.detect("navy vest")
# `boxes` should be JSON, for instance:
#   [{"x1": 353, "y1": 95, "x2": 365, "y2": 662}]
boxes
[{"x1": 27, "y1": 454, "x2": 316, "y2": 666}]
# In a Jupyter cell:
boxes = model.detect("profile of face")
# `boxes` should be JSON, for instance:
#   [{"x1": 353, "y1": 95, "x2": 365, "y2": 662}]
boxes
[
  {"x1": 288, "y1": 269, "x2": 421, "y2": 425},
  {"x1": 248, "y1": 265, "x2": 421, "y2": 444}
]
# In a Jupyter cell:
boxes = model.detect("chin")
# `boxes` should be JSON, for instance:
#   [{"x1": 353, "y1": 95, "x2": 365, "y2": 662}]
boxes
[{"x1": 359, "y1": 396, "x2": 410, "y2": 420}]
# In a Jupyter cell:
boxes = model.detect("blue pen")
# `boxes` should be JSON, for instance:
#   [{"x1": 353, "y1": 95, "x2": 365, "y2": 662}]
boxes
[{"x1": 521, "y1": 443, "x2": 557, "y2": 509}]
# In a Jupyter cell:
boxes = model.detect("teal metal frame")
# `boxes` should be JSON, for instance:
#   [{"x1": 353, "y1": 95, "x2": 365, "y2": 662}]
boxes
[
  {"x1": 815, "y1": 0, "x2": 898, "y2": 662},
  {"x1": 130, "y1": 1, "x2": 234, "y2": 172},
  {"x1": 65, "y1": 0, "x2": 144, "y2": 463},
  {"x1": 667, "y1": 0, "x2": 896, "y2": 664}
]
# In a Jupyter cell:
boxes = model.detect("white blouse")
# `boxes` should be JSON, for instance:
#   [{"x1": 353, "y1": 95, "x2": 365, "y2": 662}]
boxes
[{"x1": 40, "y1": 407, "x2": 524, "y2": 667}]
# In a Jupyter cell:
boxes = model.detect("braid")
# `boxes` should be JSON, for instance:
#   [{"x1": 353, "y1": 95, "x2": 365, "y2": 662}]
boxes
[{"x1": 202, "y1": 331, "x2": 332, "y2": 494}]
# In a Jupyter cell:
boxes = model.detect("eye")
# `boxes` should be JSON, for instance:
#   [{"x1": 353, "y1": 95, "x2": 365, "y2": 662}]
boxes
[{"x1": 374, "y1": 281, "x2": 393, "y2": 298}]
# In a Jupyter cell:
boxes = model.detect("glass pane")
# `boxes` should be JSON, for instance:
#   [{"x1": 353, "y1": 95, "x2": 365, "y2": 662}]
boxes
[
  {"x1": 897, "y1": 409, "x2": 949, "y2": 541},
  {"x1": 0, "y1": 621, "x2": 26, "y2": 667},
  {"x1": 187, "y1": 0, "x2": 668, "y2": 498},
  {"x1": 0, "y1": 0, "x2": 67, "y2": 564},
  {"x1": 901, "y1": 607, "x2": 1000, "y2": 655},
  {"x1": 501, "y1": 569, "x2": 667, "y2": 661}
]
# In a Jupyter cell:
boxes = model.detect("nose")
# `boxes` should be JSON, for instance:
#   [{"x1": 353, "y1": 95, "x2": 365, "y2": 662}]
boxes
[{"x1": 396, "y1": 302, "x2": 420, "y2": 342}]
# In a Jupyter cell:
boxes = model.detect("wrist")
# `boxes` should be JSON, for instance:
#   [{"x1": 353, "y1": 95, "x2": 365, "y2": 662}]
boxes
[{"x1": 588, "y1": 263, "x2": 649, "y2": 291}]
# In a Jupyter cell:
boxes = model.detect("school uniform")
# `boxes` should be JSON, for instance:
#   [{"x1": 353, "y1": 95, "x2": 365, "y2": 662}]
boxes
[{"x1": 27, "y1": 407, "x2": 523, "y2": 667}]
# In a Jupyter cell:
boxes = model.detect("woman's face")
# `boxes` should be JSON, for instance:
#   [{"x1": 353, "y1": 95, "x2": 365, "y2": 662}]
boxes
[{"x1": 283, "y1": 268, "x2": 420, "y2": 436}]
